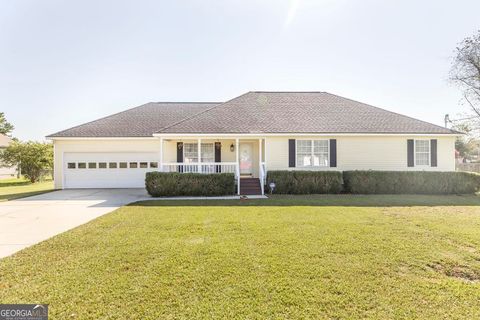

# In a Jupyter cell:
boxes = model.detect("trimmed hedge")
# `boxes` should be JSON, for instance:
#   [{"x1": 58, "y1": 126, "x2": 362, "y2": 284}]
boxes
[
  {"x1": 266, "y1": 170, "x2": 343, "y2": 194},
  {"x1": 145, "y1": 172, "x2": 235, "y2": 197},
  {"x1": 343, "y1": 171, "x2": 480, "y2": 195},
  {"x1": 145, "y1": 171, "x2": 480, "y2": 196}
]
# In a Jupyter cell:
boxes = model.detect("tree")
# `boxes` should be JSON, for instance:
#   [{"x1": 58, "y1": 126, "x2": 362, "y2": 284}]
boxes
[
  {"x1": 456, "y1": 137, "x2": 476, "y2": 159},
  {"x1": 450, "y1": 122, "x2": 479, "y2": 160},
  {"x1": 451, "y1": 30, "x2": 480, "y2": 115},
  {"x1": 0, "y1": 141, "x2": 53, "y2": 182},
  {"x1": 0, "y1": 112, "x2": 14, "y2": 135}
]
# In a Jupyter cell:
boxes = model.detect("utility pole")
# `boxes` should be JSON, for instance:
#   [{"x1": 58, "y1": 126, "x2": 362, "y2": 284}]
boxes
[{"x1": 444, "y1": 114, "x2": 450, "y2": 128}]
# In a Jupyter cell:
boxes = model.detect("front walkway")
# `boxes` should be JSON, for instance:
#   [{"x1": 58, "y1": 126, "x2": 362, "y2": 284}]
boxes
[{"x1": 0, "y1": 189, "x2": 149, "y2": 258}]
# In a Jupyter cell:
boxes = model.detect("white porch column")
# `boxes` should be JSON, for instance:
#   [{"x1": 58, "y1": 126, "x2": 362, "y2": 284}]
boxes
[
  {"x1": 259, "y1": 138, "x2": 264, "y2": 195},
  {"x1": 259, "y1": 138, "x2": 262, "y2": 166},
  {"x1": 258, "y1": 138, "x2": 262, "y2": 175},
  {"x1": 197, "y1": 138, "x2": 201, "y2": 173},
  {"x1": 159, "y1": 137, "x2": 163, "y2": 172},
  {"x1": 264, "y1": 137, "x2": 268, "y2": 165},
  {"x1": 236, "y1": 138, "x2": 240, "y2": 195}
]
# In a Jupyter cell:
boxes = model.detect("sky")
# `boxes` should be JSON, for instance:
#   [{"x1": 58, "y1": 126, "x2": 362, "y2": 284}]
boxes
[{"x1": 1, "y1": 0, "x2": 479, "y2": 141}]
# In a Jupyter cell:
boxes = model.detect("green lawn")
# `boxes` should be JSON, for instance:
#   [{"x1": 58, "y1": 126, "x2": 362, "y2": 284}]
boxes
[
  {"x1": 0, "y1": 177, "x2": 54, "y2": 201},
  {"x1": 1, "y1": 196, "x2": 480, "y2": 319}
]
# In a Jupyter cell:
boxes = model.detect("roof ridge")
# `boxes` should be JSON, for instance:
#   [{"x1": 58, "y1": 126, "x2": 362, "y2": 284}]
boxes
[
  {"x1": 249, "y1": 91, "x2": 326, "y2": 93},
  {"x1": 155, "y1": 92, "x2": 251, "y2": 133},
  {"x1": 322, "y1": 92, "x2": 459, "y2": 134},
  {"x1": 153, "y1": 101, "x2": 222, "y2": 104}
]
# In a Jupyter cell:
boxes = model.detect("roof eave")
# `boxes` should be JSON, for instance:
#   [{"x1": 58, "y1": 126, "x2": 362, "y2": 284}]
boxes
[
  {"x1": 46, "y1": 136, "x2": 158, "y2": 140},
  {"x1": 153, "y1": 132, "x2": 463, "y2": 137}
]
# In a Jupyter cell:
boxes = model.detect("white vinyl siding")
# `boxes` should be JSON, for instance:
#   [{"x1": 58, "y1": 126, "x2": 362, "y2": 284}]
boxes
[
  {"x1": 52, "y1": 136, "x2": 456, "y2": 189},
  {"x1": 265, "y1": 136, "x2": 455, "y2": 172},
  {"x1": 296, "y1": 139, "x2": 329, "y2": 167},
  {"x1": 415, "y1": 140, "x2": 430, "y2": 166}
]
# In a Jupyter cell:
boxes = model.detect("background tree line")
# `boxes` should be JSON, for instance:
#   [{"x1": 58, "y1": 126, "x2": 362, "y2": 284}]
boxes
[
  {"x1": 0, "y1": 113, "x2": 53, "y2": 183},
  {"x1": 450, "y1": 30, "x2": 480, "y2": 162}
]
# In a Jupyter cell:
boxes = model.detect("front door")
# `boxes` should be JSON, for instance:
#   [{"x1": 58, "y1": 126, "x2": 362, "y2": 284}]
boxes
[{"x1": 239, "y1": 143, "x2": 253, "y2": 175}]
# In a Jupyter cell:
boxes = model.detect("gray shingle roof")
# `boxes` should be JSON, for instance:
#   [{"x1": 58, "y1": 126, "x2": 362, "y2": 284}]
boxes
[
  {"x1": 48, "y1": 92, "x2": 459, "y2": 138},
  {"x1": 158, "y1": 92, "x2": 458, "y2": 134},
  {"x1": 47, "y1": 102, "x2": 220, "y2": 137}
]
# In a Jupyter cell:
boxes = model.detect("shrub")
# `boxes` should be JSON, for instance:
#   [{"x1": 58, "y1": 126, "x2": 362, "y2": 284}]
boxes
[
  {"x1": 145, "y1": 172, "x2": 235, "y2": 197},
  {"x1": 266, "y1": 170, "x2": 343, "y2": 194},
  {"x1": 343, "y1": 171, "x2": 480, "y2": 194}
]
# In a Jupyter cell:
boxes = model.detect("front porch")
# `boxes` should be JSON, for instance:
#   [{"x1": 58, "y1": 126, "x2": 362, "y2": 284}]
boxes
[{"x1": 158, "y1": 138, "x2": 266, "y2": 195}]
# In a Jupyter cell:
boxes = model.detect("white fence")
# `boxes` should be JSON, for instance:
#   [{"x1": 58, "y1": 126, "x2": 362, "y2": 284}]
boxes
[
  {"x1": 456, "y1": 162, "x2": 480, "y2": 173},
  {"x1": 162, "y1": 162, "x2": 238, "y2": 175}
]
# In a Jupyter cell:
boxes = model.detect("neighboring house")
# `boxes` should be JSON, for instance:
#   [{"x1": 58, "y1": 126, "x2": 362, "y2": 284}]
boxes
[
  {"x1": 0, "y1": 134, "x2": 16, "y2": 179},
  {"x1": 47, "y1": 91, "x2": 461, "y2": 194}
]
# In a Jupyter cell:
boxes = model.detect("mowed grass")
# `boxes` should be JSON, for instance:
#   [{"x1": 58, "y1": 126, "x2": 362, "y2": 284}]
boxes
[
  {"x1": 2, "y1": 196, "x2": 480, "y2": 319},
  {"x1": 0, "y1": 177, "x2": 54, "y2": 201}
]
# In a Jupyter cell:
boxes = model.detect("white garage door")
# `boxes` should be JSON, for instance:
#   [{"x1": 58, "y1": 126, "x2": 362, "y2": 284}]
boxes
[{"x1": 64, "y1": 152, "x2": 159, "y2": 188}]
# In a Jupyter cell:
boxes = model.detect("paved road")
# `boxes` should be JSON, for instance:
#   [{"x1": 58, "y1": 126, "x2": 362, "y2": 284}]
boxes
[{"x1": 0, "y1": 189, "x2": 150, "y2": 258}]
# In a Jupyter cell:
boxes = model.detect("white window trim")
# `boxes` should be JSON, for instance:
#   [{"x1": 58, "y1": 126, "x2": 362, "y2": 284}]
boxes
[
  {"x1": 295, "y1": 139, "x2": 330, "y2": 168},
  {"x1": 414, "y1": 139, "x2": 430, "y2": 167},
  {"x1": 183, "y1": 142, "x2": 215, "y2": 163}
]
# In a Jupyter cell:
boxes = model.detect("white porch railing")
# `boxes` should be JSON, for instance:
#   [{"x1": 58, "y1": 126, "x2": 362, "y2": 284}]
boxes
[{"x1": 162, "y1": 162, "x2": 238, "y2": 175}]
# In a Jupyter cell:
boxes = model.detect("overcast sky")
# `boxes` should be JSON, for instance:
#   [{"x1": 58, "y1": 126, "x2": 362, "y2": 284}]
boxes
[{"x1": 1, "y1": 0, "x2": 479, "y2": 140}]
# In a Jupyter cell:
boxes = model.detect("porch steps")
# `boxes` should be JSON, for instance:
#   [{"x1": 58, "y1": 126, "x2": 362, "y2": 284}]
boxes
[{"x1": 240, "y1": 178, "x2": 262, "y2": 195}]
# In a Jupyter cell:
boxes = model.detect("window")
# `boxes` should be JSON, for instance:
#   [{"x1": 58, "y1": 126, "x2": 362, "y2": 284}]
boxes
[
  {"x1": 78, "y1": 162, "x2": 86, "y2": 169},
  {"x1": 296, "y1": 140, "x2": 312, "y2": 167},
  {"x1": 149, "y1": 162, "x2": 158, "y2": 168},
  {"x1": 88, "y1": 162, "x2": 97, "y2": 169},
  {"x1": 415, "y1": 140, "x2": 430, "y2": 166},
  {"x1": 109, "y1": 162, "x2": 117, "y2": 169},
  {"x1": 129, "y1": 162, "x2": 138, "y2": 168},
  {"x1": 313, "y1": 140, "x2": 329, "y2": 166},
  {"x1": 201, "y1": 143, "x2": 214, "y2": 163},
  {"x1": 184, "y1": 143, "x2": 198, "y2": 163},
  {"x1": 296, "y1": 140, "x2": 329, "y2": 167},
  {"x1": 184, "y1": 143, "x2": 216, "y2": 163},
  {"x1": 99, "y1": 162, "x2": 107, "y2": 169},
  {"x1": 139, "y1": 162, "x2": 148, "y2": 168},
  {"x1": 67, "y1": 163, "x2": 76, "y2": 169},
  {"x1": 119, "y1": 162, "x2": 127, "y2": 168}
]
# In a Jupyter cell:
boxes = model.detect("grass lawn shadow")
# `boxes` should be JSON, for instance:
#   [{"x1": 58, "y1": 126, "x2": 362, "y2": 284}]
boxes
[
  {"x1": 0, "y1": 189, "x2": 55, "y2": 201},
  {"x1": 131, "y1": 194, "x2": 480, "y2": 207}
]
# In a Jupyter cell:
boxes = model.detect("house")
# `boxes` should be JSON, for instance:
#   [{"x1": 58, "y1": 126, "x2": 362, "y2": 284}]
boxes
[
  {"x1": 47, "y1": 91, "x2": 460, "y2": 194},
  {"x1": 0, "y1": 134, "x2": 16, "y2": 179}
]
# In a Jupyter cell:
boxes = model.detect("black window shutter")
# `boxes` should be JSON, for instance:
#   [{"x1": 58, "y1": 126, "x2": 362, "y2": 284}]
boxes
[
  {"x1": 407, "y1": 139, "x2": 414, "y2": 167},
  {"x1": 430, "y1": 139, "x2": 437, "y2": 167},
  {"x1": 329, "y1": 139, "x2": 337, "y2": 167},
  {"x1": 288, "y1": 139, "x2": 296, "y2": 167},
  {"x1": 215, "y1": 142, "x2": 221, "y2": 173},
  {"x1": 177, "y1": 142, "x2": 183, "y2": 172},
  {"x1": 177, "y1": 142, "x2": 183, "y2": 162}
]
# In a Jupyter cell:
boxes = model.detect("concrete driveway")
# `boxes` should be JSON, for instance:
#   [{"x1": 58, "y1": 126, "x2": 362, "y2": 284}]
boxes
[{"x1": 0, "y1": 189, "x2": 150, "y2": 258}]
